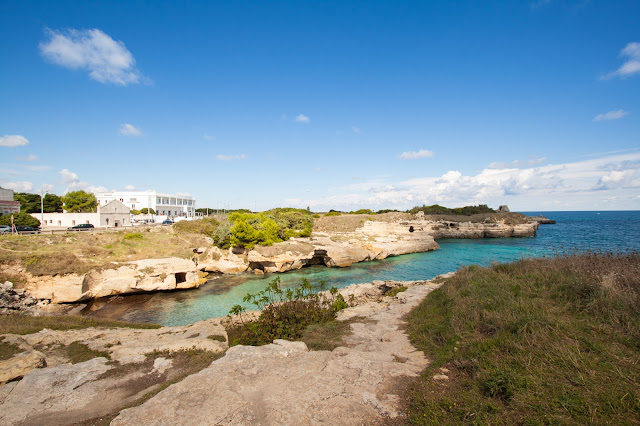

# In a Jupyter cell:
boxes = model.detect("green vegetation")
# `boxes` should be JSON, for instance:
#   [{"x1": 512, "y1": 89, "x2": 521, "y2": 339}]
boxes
[
  {"x1": 226, "y1": 277, "x2": 347, "y2": 347},
  {"x1": 324, "y1": 211, "x2": 342, "y2": 217},
  {"x1": 349, "y1": 209, "x2": 375, "y2": 215},
  {"x1": 130, "y1": 209, "x2": 141, "y2": 215},
  {"x1": 123, "y1": 232, "x2": 144, "y2": 240},
  {"x1": 174, "y1": 208, "x2": 313, "y2": 249},
  {"x1": 409, "y1": 204, "x2": 496, "y2": 216},
  {"x1": 61, "y1": 190, "x2": 97, "y2": 213},
  {"x1": 13, "y1": 192, "x2": 63, "y2": 213},
  {"x1": 384, "y1": 285, "x2": 407, "y2": 297},
  {"x1": 0, "y1": 212, "x2": 40, "y2": 228},
  {"x1": 405, "y1": 252, "x2": 640, "y2": 424},
  {"x1": 140, "y1": 207, "x2": 156, "y2": 215},
  {"x1": 0, "y1": 314, "x2": 160, "y2": 335}
]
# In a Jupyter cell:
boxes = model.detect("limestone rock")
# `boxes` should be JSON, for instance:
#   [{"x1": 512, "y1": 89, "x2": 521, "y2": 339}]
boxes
[
  {"x1": 0, "y1": 350, "x2": 46, "y2": 385},
  {"x1": 0, "y1": 358, "x2": 112, "y2": 424},
  {"x1": 20, "y1": 257, "x2": 200, "y2": 303}
]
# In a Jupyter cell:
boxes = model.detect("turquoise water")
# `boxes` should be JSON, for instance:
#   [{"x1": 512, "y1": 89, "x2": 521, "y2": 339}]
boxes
[{"x1": 82, "y1": 211, "x2": 640, "y2": 326}]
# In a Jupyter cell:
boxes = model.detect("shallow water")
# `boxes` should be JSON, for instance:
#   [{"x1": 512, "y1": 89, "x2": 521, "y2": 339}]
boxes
[{"x1": 81, "y1": 211, "x2": 640, "y2": 326}]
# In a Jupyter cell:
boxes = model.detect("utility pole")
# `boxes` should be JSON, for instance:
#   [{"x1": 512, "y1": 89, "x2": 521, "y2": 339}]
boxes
[{"x1": 40, "y1": 186, "x2": 47, "y2": 226}]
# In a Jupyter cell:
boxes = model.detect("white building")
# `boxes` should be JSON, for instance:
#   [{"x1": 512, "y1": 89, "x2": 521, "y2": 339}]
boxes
[
  {"x1": 33, "y1": 200, "x2": 131, "y2": 228},
  {"x1": 95, "y1": 190, "x2": 196, "y2": 218}
]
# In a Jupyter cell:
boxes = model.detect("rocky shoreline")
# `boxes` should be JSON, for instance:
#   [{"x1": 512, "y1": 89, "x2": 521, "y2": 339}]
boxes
[{"x1": 0, "y1": 275, "x2": 450, "y2": 424}]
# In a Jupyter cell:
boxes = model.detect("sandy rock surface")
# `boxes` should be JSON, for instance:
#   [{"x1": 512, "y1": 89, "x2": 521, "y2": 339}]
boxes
[{"x1": 112, "y1": 278, "x2": 444, "y2": 425}]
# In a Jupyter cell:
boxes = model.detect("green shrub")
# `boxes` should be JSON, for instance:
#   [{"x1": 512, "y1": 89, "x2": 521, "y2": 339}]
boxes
[
  {"x1": 408, "y1": 204, "x2": 496, "y2": 216},
  {"x1": 226, "y1": 277, "x2": 343, "y2": 346},
  {"x1": 384, "y1": 285, "x2": 407, "y2": 297},
  {"x1": 0, "y1": 213, "x2": 40, "y2": 228},
  {"x1": 324, "y1": 211, "x2": 341, "y2": 217}
]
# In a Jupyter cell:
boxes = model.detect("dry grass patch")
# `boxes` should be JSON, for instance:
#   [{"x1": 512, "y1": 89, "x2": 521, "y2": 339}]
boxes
[
  {"x1": 0, "y1": 228, "x2": 209, "y2": 276},
  {"x1": 0, "y1": 314, "x2": 160, "y2": 335}
]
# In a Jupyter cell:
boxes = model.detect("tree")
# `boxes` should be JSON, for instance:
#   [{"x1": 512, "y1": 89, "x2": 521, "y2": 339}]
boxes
[
  {"x1": 140, "y1": 208, "x2": 156, "y2": 215},
  {"x1": 13, "y1": 192, "x2": 41, "y2": 213},
  {"x1": 130, "y1": 209, "x2": 141, "y2": 215},
  {"x1": 61, "y1": 191, "x2": 97, "y2": 213},
  {"x1": 0, "y1": 213, "x2": 40, "y2": 228},
  {"x1": 43, "y1": 194, "x2": 63, "y2": 213}
]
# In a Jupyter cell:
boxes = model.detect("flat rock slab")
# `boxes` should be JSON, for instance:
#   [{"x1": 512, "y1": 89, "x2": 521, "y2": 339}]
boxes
[{"x1": 113, "y1": 280, "x2": 442, "y2": 425}]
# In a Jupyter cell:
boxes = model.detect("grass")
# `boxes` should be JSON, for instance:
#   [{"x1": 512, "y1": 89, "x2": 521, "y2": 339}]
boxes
[
  {"x1": 0, "y1": 228, "x2": 208, "y2": 277},
  {"x1": 0, "y1": 337, "x2": 22, "y2": 360},
  {"x1": 300, "y1": 319, "x2": 352, "y2": 351},
  {"x1": 404, "y1": 252, "x2": 640, "y2": 424},
  {"x1": 385, "y1": 285, "x2": 408, "y2": 297},
  {"x1": 62, "y1": 341, "x2": 111, "y2": 364},
  {"x1": 0, "y1": 314, "x2": 161, "y2": 335}
]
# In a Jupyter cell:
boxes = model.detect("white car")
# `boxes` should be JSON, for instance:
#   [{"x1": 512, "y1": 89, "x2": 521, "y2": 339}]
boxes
[{"x1": 0, "y1": 225, "x2": 12, "y2": 234}]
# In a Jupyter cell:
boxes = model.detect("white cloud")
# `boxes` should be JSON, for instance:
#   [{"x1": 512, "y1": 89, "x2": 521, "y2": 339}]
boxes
[
  {"x1": 39, "y1": 28, "x2": 144, "y2": 85},
  {"x1": 593, "y1": 109, "x2": 630, "y2": 121},
  {"x1": 124, "y1": 184, "x2": 136, "y2": 191},
  {"x1": 119, "y1": 123, "x2": 142, "y2": 136},
  {"x1": 398, "y1": 149, "x2": 434, "y2": 160},
  {"x1": 601, "y1": 42, "x2": 640, "y2": 79},
  {"x1": 60, "y1": 169, "x2": 79, "y2": 183},
  {"x1": 295, "y1": 114, "x2": 310, "y2": 123},
  {"x1": 216, "y1": 153, "x2": 247, "y2": 161},
  {"x1": 203, "y1": 133, "x2": 215, "y2": 141},
  {"x1": 351, "y1": 126, "x2": 361, "y2": 133},
  {"x1": 286, "y1": 152, "x2": 640, "y2": 211},
  {"x1": 0, "y1": 135, "x2": 29, "y2": 147},
  {"x1": 1, "y1": 181, "x2": 33, "y2": 192},
  {"x1": 42, "y1": 184, "x2": 55, "y2": 192},
  {"x1": 16, "y1": 154, "x2": 38, "y2": 161}
]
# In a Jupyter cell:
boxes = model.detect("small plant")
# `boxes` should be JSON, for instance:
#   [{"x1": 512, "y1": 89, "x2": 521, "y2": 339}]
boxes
[
  {"x1": 385, "y1": 285, "x2": 408, "y2": 297},
  {"x1": 226, "y1": 277, "x2": 346, "y2": 347},
  {"x1": 123, "y1": 232, "x2": 144, "y2": 240}
]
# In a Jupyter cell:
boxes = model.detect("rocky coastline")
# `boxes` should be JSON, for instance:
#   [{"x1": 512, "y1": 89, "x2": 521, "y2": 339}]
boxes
[{"x1": 0, "y1": 212, "x2": 548, "y2": 307}]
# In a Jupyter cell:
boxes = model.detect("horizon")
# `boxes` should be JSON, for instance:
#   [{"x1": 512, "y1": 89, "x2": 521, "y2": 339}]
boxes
[{"x1": 1, "y1": 1, "x2": 639, "y2": 212}]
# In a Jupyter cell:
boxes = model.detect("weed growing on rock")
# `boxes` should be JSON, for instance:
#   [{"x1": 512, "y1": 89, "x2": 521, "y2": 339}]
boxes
[{"x1": 226, "y1": 277, "x2": 347, "y2": 346}]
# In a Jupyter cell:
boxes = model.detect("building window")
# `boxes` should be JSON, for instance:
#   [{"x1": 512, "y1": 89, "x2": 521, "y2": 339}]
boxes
[
  {"x1": 106, "y1": 218, "x2": 109, "y2": 225},
  {"x1": 58, "y1": 221, "x2": 61, "y2": 226}
]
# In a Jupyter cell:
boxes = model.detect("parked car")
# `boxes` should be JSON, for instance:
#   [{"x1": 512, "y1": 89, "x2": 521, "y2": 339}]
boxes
[
  {"x1": 15, "y1": 226, "x2": 41, "y2": 234},
  {"x1": 0, "y1": 225, "x2": 11, "y2": 234},
  {"x1": 162, "y1": 219, "x2": 174, "y2": 225},
  {"x1": 68, "y1": 223, "x2": 95, "y2": 231}
]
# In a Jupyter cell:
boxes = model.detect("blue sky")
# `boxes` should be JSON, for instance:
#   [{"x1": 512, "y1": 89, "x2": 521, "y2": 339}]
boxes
[{"x1": 1, "y1": 0, "x2": 639, "y2": 211}]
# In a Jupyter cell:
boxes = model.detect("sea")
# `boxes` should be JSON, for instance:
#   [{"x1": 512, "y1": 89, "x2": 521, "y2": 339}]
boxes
[{"x1": 80, "y1": 211, "x2": 640, "y2": 326}]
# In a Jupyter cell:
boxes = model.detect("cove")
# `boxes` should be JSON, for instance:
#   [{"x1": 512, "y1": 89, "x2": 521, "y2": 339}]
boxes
[{"x1": 81, "y1": 211, "x2": 640, "y2": 326}]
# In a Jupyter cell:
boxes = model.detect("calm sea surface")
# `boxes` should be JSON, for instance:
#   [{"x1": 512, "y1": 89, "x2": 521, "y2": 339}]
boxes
[{"x1": 81, "y1": 211, "x2": 640, "y2": 326}]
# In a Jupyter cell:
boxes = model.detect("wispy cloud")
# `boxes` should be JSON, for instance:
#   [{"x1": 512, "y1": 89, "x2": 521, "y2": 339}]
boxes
[
  {"x1": 119, "y1": 123, "x2": 142, "y2": 136},
  {"x1": 488, "y1": 156, "x2": 548, "y2": 169},
  {"x1": 593, "y1": 109, "x2": 630, "y2": 121},
  {"x1": 398, "y1": 149, "x2": 434, "y2": 160},
  {"x1": 0, "y1": 180, "x2": 33, "y2": 192},
  {"x1": 351, "y1": 126, "x2": 361, "y2": 133},
  {"x1": 530, "y1": 0, "x2": 551, "y2": 10},
  {"x1": 216, "y1": 153, "x2": 247, "y2": 161},
  {"x1": 601, "y1": 42, "x2": 640, "y2": 79},
  {"x1": 39, "y1": 28, "x2": 146, "y2": 85},
  {"x1": 0, "y1": 135, "x2": 29, "y2": 147},
  {"x1": 124, "y1": 184, "x2": 136, "y2": 191},
  {"x1": 16, "y1": 154, "x2": 38, "y2": 161},
  {"x1": 203, "y1": 133, "x2": 215, "y2": 141},
  {"x1": 60, "y1": 168, "x2": 79, "y2": 183},
  {"x1": 295, "y1": 114, "x2": 310, "y2": 123}
]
